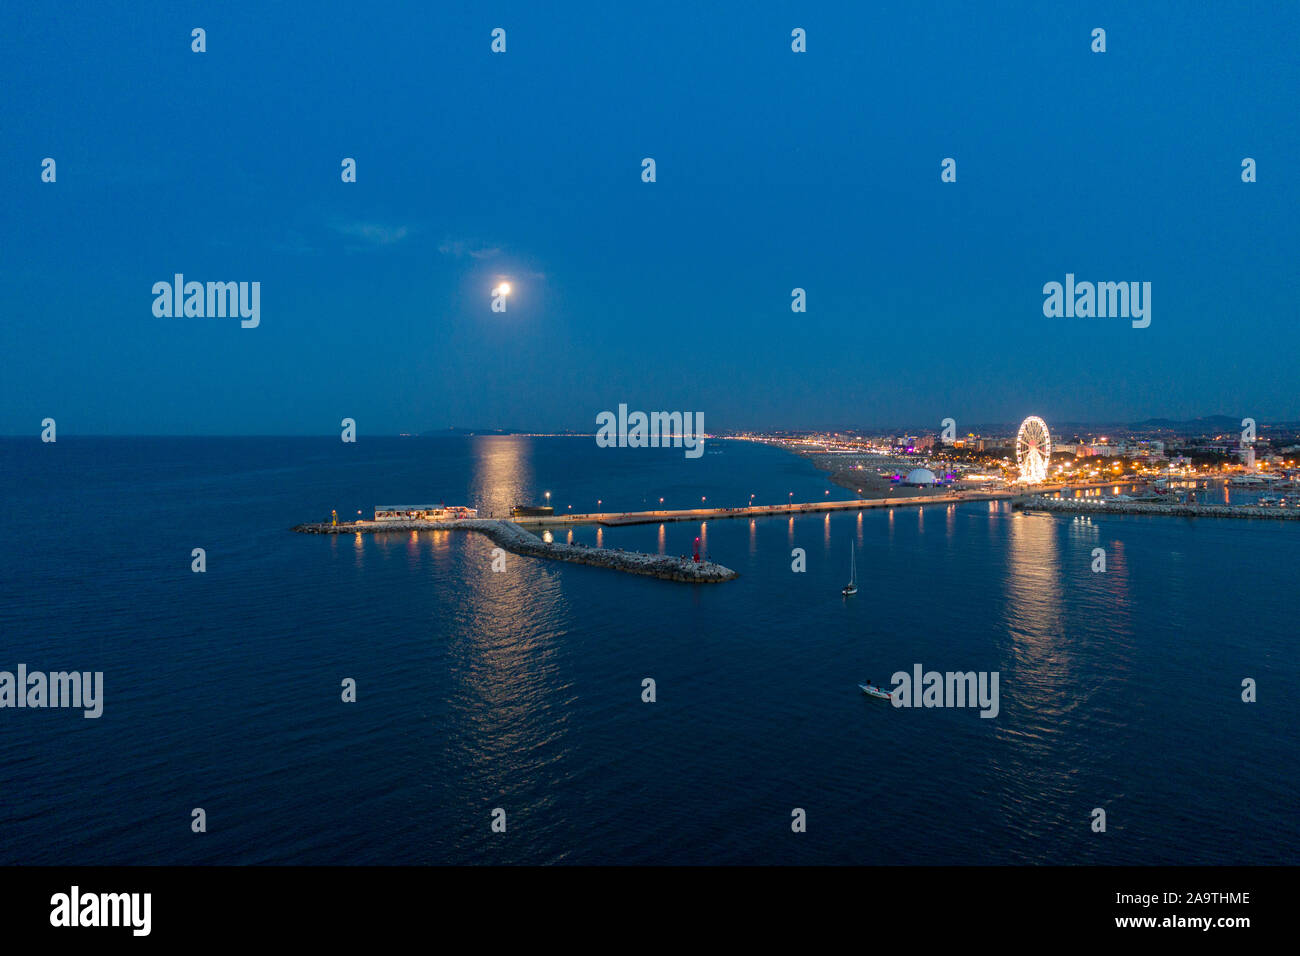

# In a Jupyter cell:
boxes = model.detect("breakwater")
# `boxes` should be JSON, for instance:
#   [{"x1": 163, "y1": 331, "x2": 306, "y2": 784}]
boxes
[
  {"x1": 1015, "y1": 496, "x2": 1300, "y2": 520},
  {"x1": 291, "y1": 518, "x2": 738, "y2": 583}
]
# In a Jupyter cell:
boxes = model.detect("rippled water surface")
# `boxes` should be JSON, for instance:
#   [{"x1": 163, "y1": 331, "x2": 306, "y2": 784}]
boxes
[{"x1": 0, "y1": 436, "x2": 1295, "y2": 864}]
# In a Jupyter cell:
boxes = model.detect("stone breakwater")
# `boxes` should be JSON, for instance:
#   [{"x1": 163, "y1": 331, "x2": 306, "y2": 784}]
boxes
[
  {"x1": 1016, "y1": 496, "x2": 1300, "y2": 520},
  {"x1": 291, "y1": 518, "x2": 739, "y2": 583}
]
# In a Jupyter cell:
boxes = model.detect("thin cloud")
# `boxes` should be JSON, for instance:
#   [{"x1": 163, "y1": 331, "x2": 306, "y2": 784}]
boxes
[
  {"x1": 269, "y1": 230, "x2": 319, "y2": 255},
  {"x1": 439, "y1": 238, "x2": 501, "y2": 259},
  {"x1": 335, "y1": 222, "x2": 410, "y2": 245}
]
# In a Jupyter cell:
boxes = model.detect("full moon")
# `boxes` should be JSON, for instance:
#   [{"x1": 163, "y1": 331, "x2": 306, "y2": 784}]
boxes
[{"x1": 496, "y1": 282, "x2": 511, "y2": 296}]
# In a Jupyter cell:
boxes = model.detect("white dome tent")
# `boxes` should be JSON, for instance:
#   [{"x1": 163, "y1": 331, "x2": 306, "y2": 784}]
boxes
[{"x1": 903, "y1": 467, "x2": 937, "y2": 486}]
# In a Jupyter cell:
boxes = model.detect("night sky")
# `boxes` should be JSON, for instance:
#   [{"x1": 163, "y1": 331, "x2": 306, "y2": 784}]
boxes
[{"x1": 3, "y1": 1, "x2": 1296, "y2": 434}]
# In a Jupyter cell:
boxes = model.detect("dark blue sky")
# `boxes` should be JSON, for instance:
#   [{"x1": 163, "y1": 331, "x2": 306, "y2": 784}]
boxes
[{"x1": 3, "y1": 1, "x2": 1296, "y2": 435}]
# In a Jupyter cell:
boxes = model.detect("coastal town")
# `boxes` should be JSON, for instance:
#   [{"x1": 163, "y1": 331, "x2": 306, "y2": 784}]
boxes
[{"x1": 730, "y1": 416, "x2": 1300, "y2": 508}]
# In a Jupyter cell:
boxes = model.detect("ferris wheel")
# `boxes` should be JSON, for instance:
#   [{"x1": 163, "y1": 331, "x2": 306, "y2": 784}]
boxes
[{"x1": 1015, "y1": 416, "x2": 1052, "y2": 483}]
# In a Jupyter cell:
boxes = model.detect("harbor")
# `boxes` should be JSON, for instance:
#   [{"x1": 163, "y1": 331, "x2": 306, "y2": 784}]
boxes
[{"x1": 294, "y1": 469, "x2": 1295, "y2": 587}]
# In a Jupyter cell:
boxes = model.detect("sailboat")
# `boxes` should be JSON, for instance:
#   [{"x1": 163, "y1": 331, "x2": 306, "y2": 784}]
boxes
[{"x1": 842, "y1": 542, "x2": 858, "y2": 595}]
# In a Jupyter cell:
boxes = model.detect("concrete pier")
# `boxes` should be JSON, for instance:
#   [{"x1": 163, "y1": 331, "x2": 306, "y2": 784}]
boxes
[
  {"x1": 510, "y1": 482, "x2": 1127, "y2": 528},
  {"x1": 1014, "y1": 496, "x2": 1300, "y2": 520},
  {"x1": 291, "y1": 517, "x2": 739, "y2": 583},
  {"x1": 517, "y1": 493, "x2": 993, "y2": 528}
]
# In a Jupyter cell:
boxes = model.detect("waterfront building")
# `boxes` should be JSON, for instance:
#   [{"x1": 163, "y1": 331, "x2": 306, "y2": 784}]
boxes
[{"x1": 374, "y1": 504, "x2": 478, "y2": 521}]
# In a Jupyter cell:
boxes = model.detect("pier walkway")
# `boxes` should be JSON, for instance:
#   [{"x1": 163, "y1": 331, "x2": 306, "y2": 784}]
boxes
[
  {"x1": 507, "y1": 483, "x2": 1124, "y2": 528},
  {"x1": 1016, "y1": 496, "x2": 1300, "y2": 520}
]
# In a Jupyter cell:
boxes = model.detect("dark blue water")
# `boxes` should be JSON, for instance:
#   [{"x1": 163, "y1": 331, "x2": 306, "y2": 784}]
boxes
[{"x1": 0, "y1": 437, "x2": 1295, "y2": 864}]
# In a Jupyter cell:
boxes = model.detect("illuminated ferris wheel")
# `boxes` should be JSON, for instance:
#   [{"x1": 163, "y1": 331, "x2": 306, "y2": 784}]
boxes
[{"x1": 1015, "y1": 416, "x2": 1052, "y2": 484}]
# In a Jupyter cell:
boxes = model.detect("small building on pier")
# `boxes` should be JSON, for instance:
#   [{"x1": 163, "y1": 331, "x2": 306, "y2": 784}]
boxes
[
  {"x1": 374, "y1": 504, "x2": 477, "y2": 521},
  {"x1": 511, "y1": 505, "x2": 555, "y2": 517}
]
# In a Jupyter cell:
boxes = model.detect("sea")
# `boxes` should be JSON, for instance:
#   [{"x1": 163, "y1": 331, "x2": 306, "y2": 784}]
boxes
[{"x1": 0, "y1": 436, "x2": 1295, "y2": 865}]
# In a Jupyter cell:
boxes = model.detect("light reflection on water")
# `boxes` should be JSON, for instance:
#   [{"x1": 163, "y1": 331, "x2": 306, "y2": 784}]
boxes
[
  {"x1": 997, "y1": 512, "x2": 1073, "y2": 825},
  {"x1": 470, "y1": 436, "x2": 533, "y2": 518},
  {"x1": 442, "y1": 531, "x2": 575, "y2": 858}
]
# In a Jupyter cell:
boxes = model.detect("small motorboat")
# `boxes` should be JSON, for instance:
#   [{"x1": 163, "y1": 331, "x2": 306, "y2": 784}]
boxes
[{"x1": 859, "y1": 683, "x2": 892, "y2": 701}]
